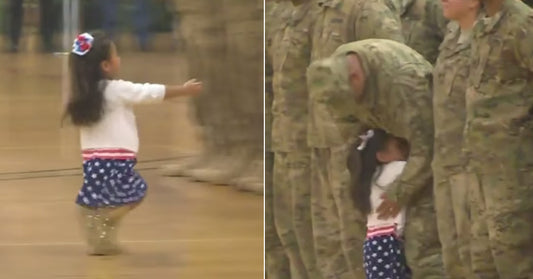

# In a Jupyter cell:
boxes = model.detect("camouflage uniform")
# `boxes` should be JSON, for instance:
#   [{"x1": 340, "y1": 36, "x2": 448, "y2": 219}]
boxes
[
  {"x1": 308, "y1": 1, "x2": 404, "y2": 278},
  {"x1": 163, "y1": 0, "x2": 227, "y2": 176},
  {"x1": 465, "y1": 0, "x2": 533, "y2": 277},
  {"x1": 271, "y1": 1, "x2": 322, "y2": 278},
  {"x1": 359, "y1": 0, "x2": 447, "y2": 64},
  {"x1": 266, "y1": 2, "x2": 292, "y2": 278},
  {"x1": 166, "y1": 1, "x2": 263, "y2": 193},
  {"x1": 399, "y1": 0, "x2": 447, "y2": 64},
  {"x1": 432, "y1": 22, "x2": 474, "y2": 279},
  {"x1": 307, "y1": 39, "x2": 445, "y2": 279}
]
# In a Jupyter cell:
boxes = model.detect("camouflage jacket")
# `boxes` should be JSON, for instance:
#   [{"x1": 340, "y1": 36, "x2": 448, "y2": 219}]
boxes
[
  {"x1": 307, "y1": 39, "x2": 434, "y2": 207},
  {"x1": 432, "y1": 22, "x2": 471, "y2": 169},
  {"x1": 311, "y1": 0, "x2": 404, "y2": 61},
  {"x1": 271, "y1": 1, "x2": 317, "y2": 152},
  {"x1": 401, "y1": 0, "x2": 448, "y2": 64},
  {"x1": 465, "y1": 0, "x2": 533, "y2": 164},
  {"x1": 266, "y1": 1, "x2": 293, "y2": 152}
]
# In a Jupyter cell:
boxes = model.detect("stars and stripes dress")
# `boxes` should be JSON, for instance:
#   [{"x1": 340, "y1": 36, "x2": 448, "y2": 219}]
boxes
[
  {"x1": 76, "y1": 148, "x2": 147, "y2": 207},
  {"x1": 74, "y1": 79, "x2": 166, "y2": 208},
  {"x1": 364, "y1": 161, "x2": 410, "y2": 279}
]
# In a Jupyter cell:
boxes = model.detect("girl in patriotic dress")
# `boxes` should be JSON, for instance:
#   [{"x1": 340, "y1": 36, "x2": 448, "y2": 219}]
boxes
[
  {"x1": 64, "y1": 31, "x2": 202, "y2": 255},
  {"x1": 347, "y1": 129, "x2": 411, "y2": 279}
]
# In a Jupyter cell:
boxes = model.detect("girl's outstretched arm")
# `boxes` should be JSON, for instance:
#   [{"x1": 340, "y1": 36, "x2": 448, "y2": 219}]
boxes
[{"x1": 164, "y1": 79, "x2": 203, "y2": 99}]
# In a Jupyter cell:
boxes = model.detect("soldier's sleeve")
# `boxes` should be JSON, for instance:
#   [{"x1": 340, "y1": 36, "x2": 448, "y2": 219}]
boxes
[
  {"x1": 354, "y1": 0, "x2": 405, "y2": 43},
  {"x1": 515, "y1": 14, "x2": 533, "y2": 73},
  {"x1": 384, "y1": 72, "x2": 434, "y2": 207}
]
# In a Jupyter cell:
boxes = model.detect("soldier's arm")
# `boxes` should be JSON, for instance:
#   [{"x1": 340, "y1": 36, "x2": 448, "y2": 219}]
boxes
[
  {"x1": 354, "y1": 0, "x2": 405, "y2": 43},
  {"x1": 513, "y1": 14, "x2": 533, "y2": 115},
  {"x1": 384, "y1": 73, "x2": 434, "y2": 207},
  {"x1": 515, "y1": 14, "x2": 533, "y2": 73}
]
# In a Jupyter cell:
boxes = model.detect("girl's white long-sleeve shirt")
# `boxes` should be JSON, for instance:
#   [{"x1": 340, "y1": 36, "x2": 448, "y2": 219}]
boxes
[
  {"x1": 366, "y1": 161, "x2": 407, "y2": 238},
  {"x1": 80, "y1": 80, "x2": 165, "y2": 153}
]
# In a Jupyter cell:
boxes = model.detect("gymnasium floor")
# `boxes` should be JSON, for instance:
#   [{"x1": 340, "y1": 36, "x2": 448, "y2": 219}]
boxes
[{"x1": 0, "y1": 52, "x2": 263, "y2": 278}]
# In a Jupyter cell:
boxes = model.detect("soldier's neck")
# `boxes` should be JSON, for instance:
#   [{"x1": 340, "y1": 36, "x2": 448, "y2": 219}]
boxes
[
  {"x1": 458, "y1": 11, "x2": 477, "y2": 31},
  {"x1": 483, "y1": 0, "x2": 504, "y2": 16}
]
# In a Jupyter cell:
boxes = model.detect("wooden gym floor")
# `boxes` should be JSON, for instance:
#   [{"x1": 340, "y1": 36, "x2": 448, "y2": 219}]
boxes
[{"x1": 0, "y1": 52, "x2": 263, "y2": 279}]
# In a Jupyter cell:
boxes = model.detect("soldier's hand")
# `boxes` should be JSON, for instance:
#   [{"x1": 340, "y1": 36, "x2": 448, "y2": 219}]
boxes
[
  {"x1": 183, "y1": 78, "x2": 203, "y2": 95},
  {"x1": 376, "y1": 193, "x2": 401, "y2": 220}
]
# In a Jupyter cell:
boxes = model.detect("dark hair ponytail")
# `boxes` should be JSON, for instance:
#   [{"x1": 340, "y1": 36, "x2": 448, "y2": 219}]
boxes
[
  {"x1": 64, "y1": 31, "x2": 113, "y2": 126},
  {"x1": 347, "y1": 129, "x2": 389, "y2": 216}
]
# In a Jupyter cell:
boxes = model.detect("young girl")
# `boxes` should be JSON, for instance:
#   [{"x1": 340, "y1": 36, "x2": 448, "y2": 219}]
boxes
[
  {"x1": 64, "y1": 31, "x2": 202, "y2": 255},
  {"x1": 347, "y1": 129, "x2": 411, "y2": 279}
]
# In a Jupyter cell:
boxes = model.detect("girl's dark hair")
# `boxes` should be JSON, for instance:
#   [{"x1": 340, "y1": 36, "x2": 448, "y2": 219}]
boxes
[
  {"x1": 64, "y1": 31, "x2": 113, "y2": 126},
  {"x1": 347, "y1": 129, "x2": 393, "y2": 216}
]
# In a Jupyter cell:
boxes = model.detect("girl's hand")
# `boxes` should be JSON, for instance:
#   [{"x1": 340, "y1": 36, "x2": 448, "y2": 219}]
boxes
[
  {"x1": 183, "y1": 79, "x2": 203, "y2": 95},
  {"x1": 376, "y1": 193, "x2": 401, "y2": 220}
]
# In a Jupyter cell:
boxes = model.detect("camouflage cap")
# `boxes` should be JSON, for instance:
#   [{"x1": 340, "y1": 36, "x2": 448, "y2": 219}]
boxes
[
  {"x1": 307, "y1": 54, "x2": 364, "y2": 141},
  {"x1": 306, "y1": 54, "x2": 354, "y2": 110}
]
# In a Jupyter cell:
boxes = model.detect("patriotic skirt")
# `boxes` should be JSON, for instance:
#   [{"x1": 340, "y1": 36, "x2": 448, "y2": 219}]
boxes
[
  {"x1": 363, "y1": 225, "x2": 411, "y2": 279},
  {"x1": 75, "y1": 148, "x2": 147, "y2": 207}
]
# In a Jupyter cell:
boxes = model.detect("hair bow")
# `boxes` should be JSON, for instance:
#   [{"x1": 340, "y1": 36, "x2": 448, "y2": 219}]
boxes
[
  {"x1": 72, "y1": 33, "x2": 94, "y2": 56},
  {"x1": 356, "y1": 129, "x2": 374, "y2": 151}
]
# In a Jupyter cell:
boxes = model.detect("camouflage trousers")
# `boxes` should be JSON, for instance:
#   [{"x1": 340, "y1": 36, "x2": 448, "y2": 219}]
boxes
[
  {"x1": 310, "y1": 145, "x2": 366, "y2": 279},
  {"x1": 266, "y1": 151, "x2": 291, "y2": 279},
  {"x1": 466, "y1": 168, "x2": 533, "y2": 278},
  {"x1": 273, "y1": 151, "x2": 320, "y2": 279},
  {"x1": 402, "y1": 187, "x2": 446, "y2": 279},
  {"x1": 432, "y1": 164, "x2": 473, "y2": 279}
]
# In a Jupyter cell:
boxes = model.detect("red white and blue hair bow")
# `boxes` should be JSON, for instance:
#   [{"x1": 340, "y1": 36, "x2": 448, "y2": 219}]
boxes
[{"x1": 72, "y1": 33, "x2": 94, "y2": 56}]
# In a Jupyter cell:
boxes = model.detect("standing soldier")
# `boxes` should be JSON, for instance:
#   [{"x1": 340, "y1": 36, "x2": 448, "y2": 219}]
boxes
[
  {"x1": 307, "y1": 39, "x2": 446, "y2": 278},
  {"x1": 266, "y1": 0, "x2": 292, "y2": 278},
  {"x1": 162, "y1": 0, "x2": 228, "y2": 179},
  {"x1": 465, "y1": 0, "x2": 533, "y2": 277},
  {"x1": 271, "y1": 0, "x2": 321, "y2": 278},
  {"x1": 218, "y1": 0, "x2": 263, "y2": 193},
  {"x1": 432, "y1": 0, "x2": 480, "y2": 277},
  {"x1": 308, "y1": 1, "x2": 404, "y2": 278},
  {"x1": 164, "y1": 1, "x2": 262, "y2": 195}
]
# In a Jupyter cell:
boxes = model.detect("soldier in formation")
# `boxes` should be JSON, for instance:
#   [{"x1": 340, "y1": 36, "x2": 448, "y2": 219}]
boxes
[{"x1": 162, "y1": 0, "x2": 263, "y2": 195}]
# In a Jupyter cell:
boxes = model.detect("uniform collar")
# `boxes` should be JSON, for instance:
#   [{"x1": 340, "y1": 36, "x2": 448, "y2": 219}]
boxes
[
  {"x1": 439, "y1": 22, "x2": 472, "y2": 58},
  {"x1": 474, "y1": 0, "x2": 513, "y2": 36},
  {"x1": 290, "y1": 1, "x2": 313, "y2": 25}
]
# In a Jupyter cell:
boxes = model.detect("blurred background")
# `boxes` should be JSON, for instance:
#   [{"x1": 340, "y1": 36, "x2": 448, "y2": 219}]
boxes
[{"x1": 0, "y1": 0, "x2": 263, "y2": 278}]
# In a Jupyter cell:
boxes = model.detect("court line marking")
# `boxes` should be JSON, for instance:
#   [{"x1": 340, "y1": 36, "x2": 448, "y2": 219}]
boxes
[
  {"x1": 0, "y1": 238, "x2": 262, "y2": 247},
  {"x1": 0, "y1": 156, "x2": 190, "y2": 176},
  {"x1": 0, "y1": 167, "x2": 159, "y2": 182},
  {"x1": 0, "y1": 155, "x2": 195, "y2": 181}
]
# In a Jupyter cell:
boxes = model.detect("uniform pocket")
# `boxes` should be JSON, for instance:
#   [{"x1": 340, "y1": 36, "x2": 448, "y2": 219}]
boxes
[{"x1": 471, "y1": 36, "x2": 503, "y2": 88}]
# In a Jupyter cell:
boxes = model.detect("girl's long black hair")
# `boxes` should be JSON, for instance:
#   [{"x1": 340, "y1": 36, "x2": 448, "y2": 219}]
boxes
[
  {"x1": 347, "y1": 129, "x2": 389, "y2": 216},
  {"x1": 64, "y1": 31, "x2": 112, "y2": 126}
]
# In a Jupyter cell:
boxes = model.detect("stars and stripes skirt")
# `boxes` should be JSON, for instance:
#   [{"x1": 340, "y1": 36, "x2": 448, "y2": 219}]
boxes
[
  {"x1": 363, "y1": 225, "x2": 410, "y2": 279},
  {"x1": 75, "y1": 148, "x2": 147, "y2": 208}
]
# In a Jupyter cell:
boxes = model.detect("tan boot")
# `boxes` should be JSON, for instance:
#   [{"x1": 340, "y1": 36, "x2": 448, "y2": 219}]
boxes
[
  {"x1": 191, "y1": 147, "x2": 254, "y2": 185},
  {"x1": 187, "y1": 150, "x2": 233, "y2": 184},
  {"x1": 232, "y1": 158, "x2": 263, "y2": 195}
]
